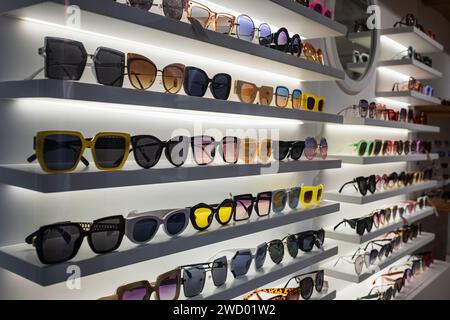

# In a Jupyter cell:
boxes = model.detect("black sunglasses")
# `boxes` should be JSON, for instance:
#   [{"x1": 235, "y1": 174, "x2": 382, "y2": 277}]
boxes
[
  {"x1": 269, "y1": 27, "x2": 302, "y2": 57},
  {"x1": 230, "y1": 243, "x2": 267, "y2": 278},
  {"x1": 25, "y1": 215, "x2": 125, "y2": 264},
  {"x1": 339, "y1": 175, "x2": 377, "y2": 196},
  {"x1": 124, "y1": 0, "x2": 188, "y2": 20},
  {"x1": 334, "y1": 216, "x2": 374, "y2": 236},
  {"x1": 294, "y1": 229, "x2": 325, "y2": 252},
  {"x1": 233, "y1": 192, "x2": 273, "y2": 221},
  {"x1": 183, "y1": 66, "x2": 232, "y2": 100},
  {"x1": 273, "y1": 141, "x2": 305, "y2": 161}
]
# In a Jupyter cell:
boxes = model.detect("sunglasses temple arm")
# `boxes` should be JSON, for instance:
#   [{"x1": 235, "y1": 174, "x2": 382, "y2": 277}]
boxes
[
  {"x1": 333, "y1": 220, "x2": 352, "y2": 231},
  {"x1": 98, "y1": 294, "x2": 119, "y2": 300},
  {"x1": 338, "y1": 180, "x2": 357, "y2": 193},
  {"x1": 25, "y1": 67, "x2": 45, "y2": 81},
  {"x1": 25, "y1": 231, "x2": 38, "y2": 245}
]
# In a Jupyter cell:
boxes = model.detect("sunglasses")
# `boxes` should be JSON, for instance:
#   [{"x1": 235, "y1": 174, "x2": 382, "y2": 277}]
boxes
[
  {"x1": 273, "y1": 141, "x2": 305, "y2": 161},
  {"x1": 371, "y1": 207, "x2": 398, "y2": 228},
  {"x1": 334, "y1": 251, "x2": 371, "y2": 275},
  {"x1": 303, "y1": 137, "x2": 328, "y2": 160},
  {"x1": 309, "y1": 0, "x2": 333, "y2": 18},
  {"x1": 394, "y1": 224, "x2": 421, "y2": 243},
  {"x1": 294, "y1": 229, "x2": 325, "y2": 252},
  {"x1": 302, "y1": 42, "x2": 325, "y2": 65},
  {"x1": 99, "y1": 268, "x2": 182, "y2": 300},
  {"x1": 190, "y1": 136, "x2": 240, "y2": 165},
  {"x1": 301, "y1": 93, "x2": 325, "y2": 112},
  {"x1": 244, "y1": 270, "x2": 326, "y2": 300},
  {"x1": 183, "y1": 66, "x2": 232, "y2": 100},
  {"x1": 233, "y1": 192, "x2": 273, "y2": 221},
  {"x1": 186, "y1": 1, "x2": 235, "y2": 34},
  {"x1": 180, "y1": 256, "x2": 228, "y2": 297},
  {"x1": 334, "y1": 216, "x2": 374, "y2": 236},
  {"x1": 26, "y1": 215, "x2": 125, "y2": 264},
  {"x1": 27, "y1": 131, "x2": 131, "y2": 173},
  {"x1": 269, "y1": 28, "x2": 303, "y2": 57},
  {"x1": 339, "y1": 175, "x2": 377, "y2": 196},
  {"x1": 189, "y1": 199, "x2": 235, "y2": 230},
  {"x1": 275, "y1": 86, "x2": 303, "y2": 109},
  {"x1": 358, "y1": 285, "x2": 397, "y2": 300},
  {"x1": 230, "y1": 243, "x2": 268, "y2": 277},
  {"x1": 125, "y1": 208, "x2": 190, "y2": 244},
  {"x1": 234, "y1": 80, "x2": 274, "y2": 105},
  {"x1": 125, "y1": 0, "x2": 188, "y2": 20},
  {"x1": 239, "y1": 138, "x2": 272, "y2": 164}
]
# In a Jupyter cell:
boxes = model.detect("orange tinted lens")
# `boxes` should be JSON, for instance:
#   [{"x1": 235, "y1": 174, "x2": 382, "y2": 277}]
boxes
[
  {"x1": 239, "y1": 83, "x2": 257, "y2": 104},
  {"x1": 128, "y1": 55, "x2": 157, "y2": 90},
  {"x1": 258, "y1": 140, "x2": 272, "y2": 163},
  {"x1": 241, "y1": 139, "x2": 257, "y2": 164},
  {"x1": 216, "y1": 14, "x2": 234, "y2": 33},
  {"x1": 163, "y1": 64, "x2": 184, "y2": 93},
  {"x1": 259, "y1": 86, "x2": 273, "y2": 105},
  {"x1": 287, "y1": 288, "x2": 300, "y2": 300}
]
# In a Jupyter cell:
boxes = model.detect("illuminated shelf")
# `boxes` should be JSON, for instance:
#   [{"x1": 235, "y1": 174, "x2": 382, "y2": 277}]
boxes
[
  {"x1": 325, "y1": 207, "x2": 435, "y2": 244},
  {"x1": 381, "y1": 27, "x2": 444, "y2": 53},
  {"x1": 342, "y1": 117, "x2": 440, "y2": 133},
  {"x1": 378, "y1": 59, "x2": 443, "y2": 80},
  {"x1": 331, "y1": 153, "x2": 439, "y2": 165},
  {"x1": 2, "y1": 0, "x2": 345, "y2": 81},
  {"x1": 323, "y1": 232, "x2": 435, "y2": 283},
  {"x1": 324, "y1": 180, "x2": 439, "y2": 205},
  {"x1": 376, "y1": 91, "x2": 442, "y2": 106},
  {"x1": 0, "y1": 80, "x2": 344, "y2": 124},
  {"x1": 0, "y1": 202, "x2": 339, "y2": 286},
  {"x1": 191, "y1": 245, "x2": 338, "y2": 300}
]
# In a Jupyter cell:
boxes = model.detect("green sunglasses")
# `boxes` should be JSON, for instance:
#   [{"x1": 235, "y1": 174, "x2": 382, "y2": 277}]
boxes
[{"x1": 352, "y1": 140, "x2": 383, "y2": 157}]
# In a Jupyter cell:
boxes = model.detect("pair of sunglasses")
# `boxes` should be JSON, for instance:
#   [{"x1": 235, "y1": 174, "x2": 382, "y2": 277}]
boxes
[
  {"x1": 189, "y1": 199, "x2": 236, "y2": 231},
  {"x1": 302, "y1": 93, "x2": 326, "y2": 112},
  {"x1": 302, "y1": 43, "x2": 325, "y2": 65},
  {"x1": 183, "y1": 66, "x2": 231, "y2": 100},
  {"x1": 309, "y1": 0, "x2": 333, "y2": 18},
  {"x1": 124, "y1": 0, "x2": 187, "y2": 20},
  {"x1": 125, "y1": 209, "x2": 190, "y2": 244},
  {"x1": 26, "y1": 216, "x2": 125, "y2": 265},
  {"x1": 393, "y1": 224, "x2": 421, "y2": 243},
  {"x1": 269, "y1": 28, "x2": 303, "y2": 57},
  {"x1": 239, "y1": 138, "x2": 273, "y2": 164},
  {"x1": 339, "y1": 175, "x2": 377, "y2": 196},
  {"x1": 243, "y1": 270, "x2": 326, "y2": 301},
  {"x1": 358, "y1": 285, "x2": 398, "y2": 300},
  {"x1": 230, "y1": 243, "x2": 268, "y2": 278},
  {"x1": 353, "y1": 140, "x2": 412, "y2": 157},
  {"x1": 272, "y1": 185, "x2": 324, "y2": 212}
]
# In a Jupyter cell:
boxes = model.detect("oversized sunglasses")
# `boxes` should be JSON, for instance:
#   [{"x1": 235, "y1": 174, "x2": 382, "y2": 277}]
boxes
[
  {"x1": 27, "y1": 131, "x2": 130, "y2": 173},
  {"x1": 189, "y1": 199, "x2": 235, "y2": 231},
  {"x1": 191, "y1": 136, "x2": 240, "y2": 165},
  {"x1": 233, "y1": 192, "x2": 273, "y2": 221},
  {"x1": 234, "y1": 80, "x2": 274, "y2": 105},
  {"x1": 273, "y1": 141, "x2": 305, "y2": 161},
  {"x1": 239, "y1": 138, "x2": 273, "y2": 164},
  {"x1": 302, "y1": 42, "x2": 325, "y2": 65},
  {"x1": 124, "y1": 0, "x2": 188, "y2": 20},
  {"x1": 339, "y1": 175, "x2": 377, "y2": 196},
  {"x1": 26, "y1": 215, "x2": 125, "y2": 265},
  {"x1": 275, "y1": 86, "x2": 303, "y2": 109},
  {"x1": 183, "y1": 66, "x2": 232, "y2": 100},
  {"x1": 230, "y1": 243, "x2": 268, "y2": 277},
  {"x1": 304, "y1": 137, "x2": 328, "y2": 160},
  {"x1": 269, "y1": 28, "x2": 303, "y2": 57},
  {"x1": 125, "y1": 208, "x2": 190, "y2": 244},
  {"x1": 309, "y1": 0, "x2": 333, "y2": 18},
  {"x1": 294, "y1": 229, "x2": 325, "y2": 252},
  {"x1": 301, "y1": 93, "x2": 325, "y2": 112}
]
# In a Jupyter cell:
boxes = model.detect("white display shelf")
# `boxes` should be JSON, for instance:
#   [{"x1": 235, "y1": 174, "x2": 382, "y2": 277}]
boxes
[
  {"x1": 190, "y1": 245, "x2": 338, "y2": 300},
  {"x1": 347, "y1": 62, "x2": 369, "y2": 74},
  {"x1": 378, "y1": 59, "x2": 443, "y2": 80},
  {"x1": 325, "y1": 207, "x2": 435, "y2": 244},
  {"x1": 204, "y1": 0, "x2": 347, "y2": 39},
  {"x1": 0, "y1": 202, "x2": 339, "y2": 286},
  {"x1": 341, "y1": 117, "x2": 441, "y2": 133},
  {"x1": 347, "y1": 31, "x2": 372, "y2": 49},
  {"x1": 335, "y1": 259, "x2": 450, "y2": 300},
  {"x1": 0, "y1": 80, "x2": 344, "y2": 124},
  {"x1": 2, "y1": 0, "x2": 345, "y2": 81},
  {"x1": 331, "y1": 153, "x2": 439, "y2": 165},
  {"x1": 0, "y1": 159, "x2": 342, "y2": 193},
  {"x1": 376, "y1": 91, "x2": 442, "y2": 106},
  {"x1": 323, "y1": 232, "x2": 435, "y2": 283},
  {"x1": 381, "y1": 27, "x2": 444, "y2": 53},
  {"x1": 324, "y1": 180, "x2": 438, "y2": 205}
]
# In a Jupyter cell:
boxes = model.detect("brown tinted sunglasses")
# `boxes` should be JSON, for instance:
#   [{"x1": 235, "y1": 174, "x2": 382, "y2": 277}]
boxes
[{"x1": 234, "y1": 80, "x2": 274, "y2": 105}]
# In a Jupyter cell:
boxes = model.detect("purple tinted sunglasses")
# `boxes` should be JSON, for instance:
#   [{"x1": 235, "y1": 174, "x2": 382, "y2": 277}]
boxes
[{"x1": 305, "y1": 137, "x2": 328, "y2": 160}]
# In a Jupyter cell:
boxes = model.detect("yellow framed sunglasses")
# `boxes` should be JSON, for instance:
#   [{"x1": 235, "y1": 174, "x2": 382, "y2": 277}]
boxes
[
  {"x1": 301, "y1": 93, "x2": 325, "y2": 113},
  {"x1": 300, "y1": 184, "x2": 324, "y2": 208},
  {"x1": 27, "y1": 130, "x2": 131, "y2": 173}
]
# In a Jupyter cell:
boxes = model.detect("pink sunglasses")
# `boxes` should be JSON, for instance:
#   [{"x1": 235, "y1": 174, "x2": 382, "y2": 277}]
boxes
[{"x1": 309, "y1": 0, "x2": 333, "y2": 19}]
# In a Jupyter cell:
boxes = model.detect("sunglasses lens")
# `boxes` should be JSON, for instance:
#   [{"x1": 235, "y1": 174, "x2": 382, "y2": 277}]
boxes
[
  {"x1": 166, "y1": 136, "x2": 189, "y2": 166},
  {"x1": 374, "y1": 140, "x2": 382, "y2": 155},
  {"x1": 307, "y1": 97, "x2": 315, "y2": 110},
  {"x1": 286, "y1": 235, "x2": 299, "y2": 258},
  {"x1": 298, "y1": 233, "x2": 314, "y2": 252},
  {"x1": 238, "y1": 82, "x2": 257, "y2": 104},
  {"x1": 276, "y1": 86, "x2": 289, "y2": 107},
  {"x1": 356, "y1": 221, "x2": 365, "y2": 235},
  {"x1": 272, "y1": 191, "x2": 287, "y2": 213},
  {"x1": 303, "y1": 190, "x2": 314, "y2": 205},
  {"x1": 368, "y1": 175, "x2": 377, "y2": 193},
  {"x1": 128, "y1": 0, "x2": 153, "y2": 10},
  {"x1": 211, "y1": 73, "x2": 231, "y2": 100},
  {"x1": 45, "y1": 38, "x2": 86, "y2": 80},
  {"x1": 232, "y1": 251, "x2": 252, "y2": 277},
  {"x1": 290, "y1": 141, "x2": 305, "y2": 160},
  {"x1": 292, "y1": 89, "x2": 302, "y2": 109},
  {"x1": 193, "y1": 207, "x2": 213, "y2": 229},
  {"x1": 255, "y1": 243, "x2": 267, "y2": 269},
  {"x1": 305, "y1": 137, "x2": 318, "y2": 160},
  {"x1": 240, "y1": 139, "x2": 257, "y2": 164},
  {"x1": 190, "y1": 5, "x2": 210, "y2": 27},
  {"x1": 258, "y1": 140, "x2": 272, "y2": 163},
  {"x1": 128, "y1": 55, "x2": 156, "y2": 90},
  {"x1": 216, "y1": 14, "x2": 234, "y2": 34},
  {"x1": 358, "y1": 142, "x2": 367, "y2": 156},
  {"x1": 42, "y1": 134, "x2": 83, "y2": 171},
  {"x1": 291, "y1": 36, "x2": 302, "y2": 57},
  {"x1": 162, "y1": 63, "x2": 185, "y2": 93},
  {"x1": 355, "y1": 256, "x2": 364, "y2": 274},
  {"x1": 211, "y1": 256, "x2": 228, "y2": 286},
  {"x1": 166, "y1": 211, "x2": 187, "y2": 235},
  {"x1": 221, "y1": 137, "x2": 239, "y2": 164},
  {"x1": 132, "y1": 136, "x2": 163, "y2": 169},
  {"x1": 122, "y1": 286, "x2": 149, "y2": 300},
  {"x1": 93, "y1": 135, "x2": 128, "y2": 169},
  {"x1": 234, "y1": 196, "x2": 253, "y2": 221},
  {"x1": 132, "y1": 218, "x2": 158, "y2": 242},
  {"x1": 184, "y1": 67, "x2": 208, "y2": 97},
  {"x1": 90, "y1": 217, "x2": 123, "y2": 252},
  {"x1": 268, "y1": 240, "x2": 284, "y2": 264},
  {"x1": 316, "y1": 271, "x2": 324, "y2": 292},
  {"x1": 217, "y1": 201, "x2": 234, "y2": 223},
  {"x1": 258, "y1": 23, "x2": 272, "y2": 46},
  {"x1": 183, "y1": 267, "x2": 206, "y2": 298},
  {"x1": 369, "y1": 250, "x2": 378, "y2": 264},
  {"x1": 40, "y1": 224, "x2": 81, "y2": 263},
  {"x1": 192, "y1": 136, "x2": 215, "y2": 165},
  {"x1": 236, "y1": 15, "x2": 255, "y2": 41},
  {"x1": 276, "y1": 29, "x2": 289, "y2": 51},
  {"x1": 94, "y1": 48, "x2": 125, "y2": 87},
  {"x1": 256, "y1": 192, "x2": 271, "y2": 216},
  {"x1": 288, "y1": 188, "x2": 300, "y2": 209},
  {"x1": 300, "y1": 277, "x2": 314, "y2": 300},
  {"x1": 159, "y1": 274, "x2": 179, "y2": 300},
  {"x1": 162, "y1": 0, "x2": 184, "y2": 20}
]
